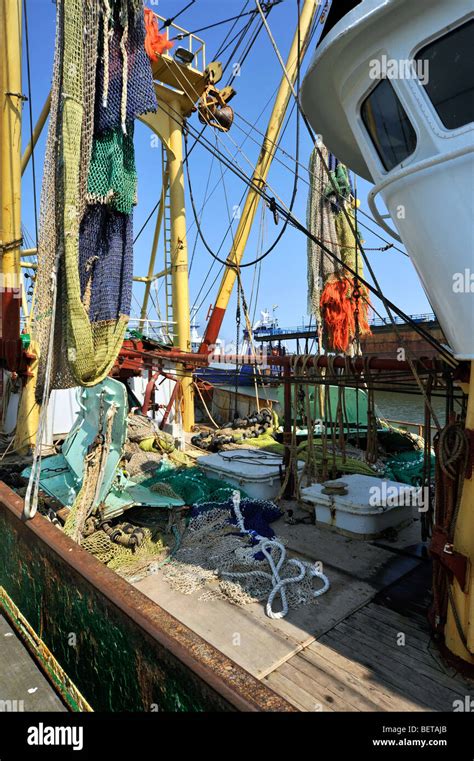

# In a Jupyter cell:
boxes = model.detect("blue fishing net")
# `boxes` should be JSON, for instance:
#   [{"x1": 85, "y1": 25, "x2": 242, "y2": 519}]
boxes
[
  {"x1": 139, "y1": 466, "x2": 282, "y2": 538},
  {"x1": 95, "y1": 3, "x2": 157, "y2": 134},
  {"x1": 78, "y1": 204, "x2": 133, "y2": 322},
  {"x1": 191, "y1": 497, "x2": 283, "y2": 541}
]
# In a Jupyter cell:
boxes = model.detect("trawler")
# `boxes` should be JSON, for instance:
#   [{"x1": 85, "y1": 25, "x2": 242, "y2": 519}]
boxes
[{"x1": 0, "y1": 0, "x2": 473, "y2": 715}]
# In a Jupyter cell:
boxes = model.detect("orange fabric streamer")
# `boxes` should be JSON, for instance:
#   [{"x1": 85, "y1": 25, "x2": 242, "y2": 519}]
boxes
[
  {"x1": 144, "y1": 8, "x2": 173, "y2": 61},
  {"x1": 320, "y1": 276, "x2": 371, "y2": 353}
]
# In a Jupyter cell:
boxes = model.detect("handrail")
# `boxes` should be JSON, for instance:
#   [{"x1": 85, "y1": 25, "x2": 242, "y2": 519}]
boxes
[
  {"x1": 153, "y1": 12, "x2": 206, "y2": 72},
  {"x1": 385, "y1": 418, "x2": 425, "y2": 438}
]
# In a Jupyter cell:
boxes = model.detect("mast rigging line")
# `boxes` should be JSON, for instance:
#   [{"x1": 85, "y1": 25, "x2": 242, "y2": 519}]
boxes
[
  {"x1": 162, "y1": 0, "x2": 196, "y2": 28},
  {"x1": 167, "y1": 0, "x2": 305, "y2": 271},
  {"x1": 162, "y1": 103, "x2": 456, "y2": 366},
  {"x1": 170, "y1": 1, "x2": 284, "y2": 40},
  {"x1": 212, "y1": 0, "x2": 252, "y2": 60},
  {"x1": 231, "y1": 110, "x2": 407, "y2": 256},
  {"x1": 161, "y1": 57, "x2": 292, "y2": 214},
  {"x1": 191, "y1": 56, "x2": 300, "y2": 311},
  {"x1": 183, "y1": 96, "x2": 300, "y2": 269}
]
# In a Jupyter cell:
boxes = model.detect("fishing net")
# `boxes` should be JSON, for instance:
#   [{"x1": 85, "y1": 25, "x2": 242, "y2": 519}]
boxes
[
  {"x1": 95, "y1": 1, "x2": 157, "y2": 134},
  {"x1": 139, "y1": 467, "x2": 248, "y2": 506},
  {"x1": 34, "y1": 0, "x2": 157, "y2": 394},
  {"x1": 86, "y1": 126, "x2": 137, "y2": 213},
  {"x1": 127, "y1": 450, "x2": 163, "y2": 478},
  {"x1": 126, "y1": 413, "x2": 157, "y2": 442},
  {"x1": 307, "y1": 144, "x2": 371, "y2": 353},
  {"x1": 78, "y1": 205, "x2": 133, "y2": 322},
  {"x1": 82, "y1": 524, "x2": 169, "y2": 579},
  {"x1": 384, "y1": 450, "x2": 435, "y2": 486},
  {"x1": 163, "y1": 504, "x2": 326, "y2": 610},
  {"x1": 307, "y1": 144, "x2": 339, "y2": 323}
]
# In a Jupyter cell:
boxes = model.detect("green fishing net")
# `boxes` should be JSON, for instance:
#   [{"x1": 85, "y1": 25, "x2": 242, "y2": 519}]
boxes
[
  {"x1": 384, "y1": 450, "x2": 435, "y2": 486},
  {"x1": 139, "y1": 467, "x2": 249, "y2": 505},
  {"x1": 86, "y1": 125, "x2": 137, "y2": 214}
]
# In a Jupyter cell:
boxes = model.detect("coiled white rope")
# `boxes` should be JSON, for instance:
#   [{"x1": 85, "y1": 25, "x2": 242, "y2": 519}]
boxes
[{"x1": 222, "y1": 491, "x2": 330, "y2": 619}]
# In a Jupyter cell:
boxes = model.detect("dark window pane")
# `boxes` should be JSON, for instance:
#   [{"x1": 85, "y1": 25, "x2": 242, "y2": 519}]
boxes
[
  {"x1": 415, "y1": 20, "x2": 474, "y2": 130},
  {"x1": 361, "y1": 79, "x2": 417, "y2": 171}
]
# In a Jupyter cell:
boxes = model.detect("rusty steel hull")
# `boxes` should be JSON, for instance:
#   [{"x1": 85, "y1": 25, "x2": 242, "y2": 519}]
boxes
[{"x1": 0, "y1": 482, "x2": 292, "y2": 712}]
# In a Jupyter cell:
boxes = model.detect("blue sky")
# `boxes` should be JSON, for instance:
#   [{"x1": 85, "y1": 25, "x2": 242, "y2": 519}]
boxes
[{"x1": 21, "y1": 0, "x2": 432, "y2": 344}]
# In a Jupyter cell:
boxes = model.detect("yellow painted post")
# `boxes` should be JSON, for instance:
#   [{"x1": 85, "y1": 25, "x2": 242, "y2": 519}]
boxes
[
  {"x1": 139, "y1": 167, "x2": 169, "y2": 330},
  {"x1": 13, "y1": 340, "x2": 40, "y2": 454},
  {"x1": 21, "y1": 90, "x2": 51, "y2": 176},
  {"x1": 445, "y1": 363, "x2": 474, "y2": 666},
  {"x1": 167, "y1": 100, "x2": 194, "y2": 430},
  {"x1": 200, "y1": 0, "x2": 319, "y2": 352},
  {"x1": 0, "y1": 0, "x2": 22, "y2": 361}
]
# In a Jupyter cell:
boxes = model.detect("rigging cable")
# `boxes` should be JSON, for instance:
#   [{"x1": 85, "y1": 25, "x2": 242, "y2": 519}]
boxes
[
  {"x1": 171, "y1": 2, "x2": 283, "y2": 40},
  {"x1": 162, "y1": 0, "x2": 196, "y2": 28},
  {"x1": 133, "y1": 0, "x2": 263, "y2": 245}
]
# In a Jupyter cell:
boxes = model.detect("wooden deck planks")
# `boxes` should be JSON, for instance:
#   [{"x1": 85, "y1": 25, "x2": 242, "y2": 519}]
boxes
[
  {"x1": 264, "y1": 669, "x2": 333, "y2": 712},
  {"x1": 298, "y1": 643, "x2": 424, "y2": 712},
  {"x1": 265, "y1": 599, "x2": 474, "y2": 712},
  {"x1": 327, "y1": 623, "x2": 459, "y2": 710}
]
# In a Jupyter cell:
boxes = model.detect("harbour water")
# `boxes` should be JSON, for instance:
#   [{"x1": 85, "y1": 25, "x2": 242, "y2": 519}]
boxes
[{"x1": 374, "y1": 391, "x2": 447, "y2": 430}]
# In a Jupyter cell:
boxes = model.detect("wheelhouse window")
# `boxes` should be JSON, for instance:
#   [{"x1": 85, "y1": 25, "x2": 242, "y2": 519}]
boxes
[
  {"x1": 415, "y1": 20, "x2": 474, "y2": 130},
  {"x1": 361, "y1": 79, "x2": 417, "y2": 172}
]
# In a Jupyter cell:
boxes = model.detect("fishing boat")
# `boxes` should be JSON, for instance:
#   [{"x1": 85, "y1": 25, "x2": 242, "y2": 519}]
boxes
[{"x1": 0, "y1": 0, "x2": 473, "y2": 718}]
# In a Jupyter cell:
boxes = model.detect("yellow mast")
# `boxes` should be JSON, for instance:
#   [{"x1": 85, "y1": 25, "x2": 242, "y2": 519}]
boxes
[
  {"x1": 445, "y1": 365, "x2": 474, "y2": 666},
  {"x1": 139, "y1": 16, "x2": 212, "y2": 431},
  {"x1": 200, "y1": 0, "x2": 319, "y2": 353},
  {"x1": 0, "y1": 0, "x2": 22, "y2": 356}
]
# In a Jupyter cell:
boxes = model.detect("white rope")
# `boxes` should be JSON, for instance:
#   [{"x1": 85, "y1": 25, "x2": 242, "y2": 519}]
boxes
[
  {"x1": 23, "y1": 251, "x2": 61, "y2": 520},
  {"x1": 222, "y1": 491, "x2": 330, "y2": 619}
]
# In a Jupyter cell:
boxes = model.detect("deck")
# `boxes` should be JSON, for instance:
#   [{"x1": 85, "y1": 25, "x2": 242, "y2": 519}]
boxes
[
  {"x1": 134, "y1": 504, "x2": 474, "y2": 711},
  {"x1": 0, "y1": 614, "x2": 66, "y2": 712}
]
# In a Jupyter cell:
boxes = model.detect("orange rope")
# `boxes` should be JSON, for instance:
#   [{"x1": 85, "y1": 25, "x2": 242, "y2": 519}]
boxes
[
  {"x1": 144, "y1": 8, "x2": 173, "y2": 62},
  {"x1": 320, "y1": 276, "x2": 371, "y2": 353}
]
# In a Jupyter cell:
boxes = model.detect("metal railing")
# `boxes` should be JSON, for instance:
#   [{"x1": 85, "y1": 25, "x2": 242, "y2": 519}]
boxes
[
  {"x1": 385, "y1": 418, "x2": 425, "y2": 438},
  {"x1": 369, "y1": 312, "x2": 436, "y2": 328},
  {"x1": 153, "y1": 13, "x2": 206, "y2": 73}
]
